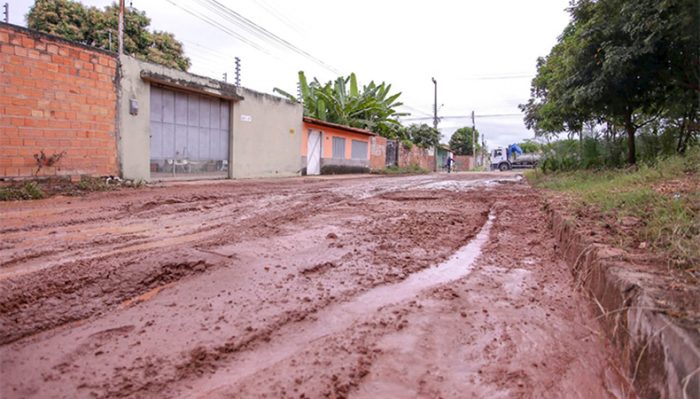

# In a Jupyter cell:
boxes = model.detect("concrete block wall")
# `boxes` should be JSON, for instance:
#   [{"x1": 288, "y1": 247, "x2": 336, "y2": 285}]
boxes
[
  {"x1": 0, "y1": 23, "x2": 118, "y2": 178},
  {"x1": 232, "y1": 87, "x2": 303, "y2": 178}
]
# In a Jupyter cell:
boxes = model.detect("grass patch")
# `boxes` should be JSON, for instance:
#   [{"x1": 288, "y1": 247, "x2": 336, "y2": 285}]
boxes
[
  {"x1": 0, "y1": 182, "x2": 46, "y2": 201},
  {"x1": 0, "y1": 176, "x2": 145, "y2": 201},
  {"x1": 76, "y1": 176, "x2": 113, "y2": 192},
  {"x1": 374, "y1": 164, "x2": 430, "y2": 175},
  {"x1": 527, "y1": 149, "x2": 700, "y2": 269}
]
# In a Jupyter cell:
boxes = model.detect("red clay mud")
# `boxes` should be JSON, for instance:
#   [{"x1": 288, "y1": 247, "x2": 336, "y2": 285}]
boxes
[{"x1": 0, "y1": 173, "x2": 629, "y2": 398}]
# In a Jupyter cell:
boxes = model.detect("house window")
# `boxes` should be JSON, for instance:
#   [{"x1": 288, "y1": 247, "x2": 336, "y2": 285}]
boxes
[
  {"x1": 332, "y1": 137, "x2": 346, "y2": 159},
  {"x1": 351, "y1": 140, "x2": 368, "y2": 160}
]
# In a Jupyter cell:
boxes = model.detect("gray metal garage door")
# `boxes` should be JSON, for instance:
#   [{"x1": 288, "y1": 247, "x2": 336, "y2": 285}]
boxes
[{"x1": 150, "y1": 85, "x2": 230, "y2": 178}]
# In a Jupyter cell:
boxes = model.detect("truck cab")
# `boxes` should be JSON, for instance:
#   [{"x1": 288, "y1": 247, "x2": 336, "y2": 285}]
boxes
[{"x1": 490, "y1": 148, "x2": 510, "y2": 171}]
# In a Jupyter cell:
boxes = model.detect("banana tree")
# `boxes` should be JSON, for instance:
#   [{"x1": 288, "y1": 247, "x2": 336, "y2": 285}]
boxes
[{"x1": 274, "y1": 72, "x2": 409, "y2": 138}]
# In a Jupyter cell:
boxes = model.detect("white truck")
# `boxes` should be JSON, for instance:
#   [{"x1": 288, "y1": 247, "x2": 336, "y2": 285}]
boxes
[{"x1": 490, "y1": 144, "x2": 540, "y2": 171}]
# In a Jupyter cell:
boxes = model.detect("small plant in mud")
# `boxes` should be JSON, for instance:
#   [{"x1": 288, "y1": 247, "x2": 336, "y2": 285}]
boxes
[
  {"x1": 33, "y1": 150, "x2": 66, "y2": 176},
  {"x1": 77, "y1": 176, "x2": 111, "y2": 192},
  {"x1": 0, "y1": 182, "x2": 46, "y2": 201}
]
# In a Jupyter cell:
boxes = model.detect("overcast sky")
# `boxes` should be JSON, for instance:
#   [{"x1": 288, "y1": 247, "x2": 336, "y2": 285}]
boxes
[{"x1": 9, "y1": 0, "x2": 571, "y2": 148}]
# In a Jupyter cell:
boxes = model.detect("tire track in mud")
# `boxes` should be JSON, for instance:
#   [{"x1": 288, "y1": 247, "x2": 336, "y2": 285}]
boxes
[
  {"x1": 208, "y1": 186, "x2": 629, "y2": 399},
  {"x1": 78, "y1": 191, "x2": 491, "y2": 399},
  {"x1": 0, "y1": 249, "x2": 223, "y2": 345},
  {"x1": 171, "y1": 211, "x2": 495, "y2": 398},
  {"x1": 1, "y1": 175, "x2": 514, "y2": 399},
  {"x1": 0, "y1": 190, "x2": 318, "y2": 280},
  {"x1": 0, "y1": 191, "x2": 336, "y2": 344}
]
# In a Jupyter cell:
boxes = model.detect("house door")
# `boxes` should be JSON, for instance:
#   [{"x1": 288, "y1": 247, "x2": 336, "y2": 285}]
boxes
[
  {"x1": 307, "y1": 130, "x2": 321, "y2": 175},
  {"x1": 150, "y1": 85, "x2": 230, "y2": 179}
]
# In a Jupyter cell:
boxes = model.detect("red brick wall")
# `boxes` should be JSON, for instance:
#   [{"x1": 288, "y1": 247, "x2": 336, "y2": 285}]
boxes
[
  {"x1": 0, "y1": 24, "x2": 118, "y2": 178},
  {"x1": 454, "y1": 155, "x2": 474, "y2": 171},
  {"x1": 398, "y1": 144, "x2": 434, "y2": 171},
  {"x1": 369, "y1": 136, "x2": 386, "y2": 170}
]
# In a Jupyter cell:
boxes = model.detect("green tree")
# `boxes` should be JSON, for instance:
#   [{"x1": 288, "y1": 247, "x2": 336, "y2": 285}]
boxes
[
  {"x1": 406, "y1": 124, "x2": 440, "y2": 148},
  {"x1": 520, "y1": 0, "x2": 700, "y2": 166},
  {"x1": 518, "y1": 139, "x2": 541, "y2": 154},
  {"x1": 274, "y1": 71, "x2": 407, "y2": 138},
  {"x1": 449, "y1": 127, "x2": 480, "y2": 155},
  {"x1": 26, "y1": 0, "x2": 89, "y2": 42},
  {"x1": 27, "y1": 0, "x2": 190, "y2": 71}
]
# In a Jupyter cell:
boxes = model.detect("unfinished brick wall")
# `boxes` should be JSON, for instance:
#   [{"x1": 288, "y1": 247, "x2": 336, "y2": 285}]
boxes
[{"x1": 0, "y1": 24, "x2": 118, "y2": 178}]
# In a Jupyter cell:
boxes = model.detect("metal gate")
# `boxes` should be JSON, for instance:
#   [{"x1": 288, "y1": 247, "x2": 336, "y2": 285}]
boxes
[
  {"x1": 150, "y1": 86, "x2": 230, "y2": 178},
  {"x1": 385, "y1": 139, "x2": 398, "y2": 167},
  {"x1": 307, "y1": 130, "x2": 321, "y2": 175}
]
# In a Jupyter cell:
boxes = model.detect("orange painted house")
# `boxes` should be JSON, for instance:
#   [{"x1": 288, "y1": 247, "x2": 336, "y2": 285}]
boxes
[{"x1": 301, "y1": 117, "x2": 375, "y2": 175}]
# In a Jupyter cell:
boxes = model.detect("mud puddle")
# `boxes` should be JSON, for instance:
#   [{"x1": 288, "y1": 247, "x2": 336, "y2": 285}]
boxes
[{"x1": 179, "y1": 212, "x2": 495, "y2": 398}]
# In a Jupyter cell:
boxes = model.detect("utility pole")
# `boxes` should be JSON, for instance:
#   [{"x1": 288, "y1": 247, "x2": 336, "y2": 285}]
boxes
[
  {"x1": 431, "y1": 78, "x2": 438, "y2": 130},
  {"x1": 432, "y1": 77, "x2": 438, "y2": 172},
  {"x1": 3, "y1": 3, "x2": 9, "y2": 24},
  {"x1": 222, "y1": 72, "x2": 227, "y2": 82},
  {"x1": 117, "y1": 0, "x2": 124, "y2": 55},
  {"x1": 234, "y1": 57, "x2": 241, "y2": 86},
  {"x1": 471, "y1": 110, "x2": 476, "y2": 168}
]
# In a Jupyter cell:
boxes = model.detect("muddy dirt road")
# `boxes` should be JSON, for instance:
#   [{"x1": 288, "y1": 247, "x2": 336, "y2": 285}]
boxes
[{"x1": 0, "y1": 173, "x2": 629, "y2": 398}]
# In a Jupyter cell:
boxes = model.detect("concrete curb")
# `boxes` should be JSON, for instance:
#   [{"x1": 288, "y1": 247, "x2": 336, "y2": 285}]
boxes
[{"x1": 545, "y1": 201, "x2": 700, "y2": 399}]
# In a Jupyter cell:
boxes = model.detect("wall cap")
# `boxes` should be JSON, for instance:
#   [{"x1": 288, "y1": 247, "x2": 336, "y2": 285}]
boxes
[
  {"x1": 0, "y1": 22, "x2": 117, "y2": 58},
  {"x1": 303, "y1": 117, "x2": 377, "y2": 137}
]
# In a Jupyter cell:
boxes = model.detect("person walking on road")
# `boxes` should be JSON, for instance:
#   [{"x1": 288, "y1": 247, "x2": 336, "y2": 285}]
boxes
[{"x1": 445, "y1": 156, "x2": 455, "y2": 173}]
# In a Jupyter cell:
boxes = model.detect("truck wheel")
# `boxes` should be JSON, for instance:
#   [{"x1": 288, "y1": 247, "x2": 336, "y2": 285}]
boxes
[{"x1": 499, "y1": 163, "x2": 509, "y2": 171}]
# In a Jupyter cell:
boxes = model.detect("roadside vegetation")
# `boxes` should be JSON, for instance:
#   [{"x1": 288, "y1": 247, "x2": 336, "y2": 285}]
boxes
[
  {"x1": 373, "y1": 165, "x2": 430, "y2": 175},
  {"x1": 0, "y1": 181, "x2": 46, "y2": 201},
  {"x1": 520, "y1": 0, "x2": 698, "y2": 169},
  {"x1": 528, "y1": 149, "x2": 699, "y2": 270},
  {"x1": 519, "y1": 0, "x2": 698, "y2": 271},
  {"x1": 0, "y1": 176, "x2": 144, "y2": 201}
]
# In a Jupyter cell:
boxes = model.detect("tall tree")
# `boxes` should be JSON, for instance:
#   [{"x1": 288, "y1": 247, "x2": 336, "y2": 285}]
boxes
[
  {"x1": 520, "y1": 0, "x2": 700, "y2": 165},
  {"x1": 449, "y1": 127, "x2": 480, "y2": 155},
  {"x1": 27, "y1": 0, "x2": 190, "y2": 71},
  {"x1": 406, "y1": 124, "x2": 440, "y2": 148}
]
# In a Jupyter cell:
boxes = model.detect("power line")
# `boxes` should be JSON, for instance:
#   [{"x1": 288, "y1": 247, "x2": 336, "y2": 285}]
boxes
[
  {"x1": 399, "y1": 104, "x2": 433, "y2": 117},
  {"x1": 186, "y1": 48, "x2": 234, "y2": 65},
  {"x1": 167, "y1": 0, "x2": 429, "y2": 115},
  {"x1": 182, "y1": 39, "x2": 229, "y2": 58},
  {"x1": 402, "y1": 113, "x2": 522, "y2": 121},
  {"x1": 192, "y1": 0, "x2": 284, "y2": 50},
  {"x1": 249, "y1": 0, "x2": 305, "y2": 35},
  {"x1": 196, "y1": 0, "x2": 341, "y2": 74},
  {"x1": 164, "y1": 0, "x2": 271, "y2": 54}
]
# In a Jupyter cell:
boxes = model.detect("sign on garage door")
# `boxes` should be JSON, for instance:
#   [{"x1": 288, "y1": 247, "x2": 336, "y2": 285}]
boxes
[{"x1": 150, "y1": 85, "x2": 230, "y2": 178}]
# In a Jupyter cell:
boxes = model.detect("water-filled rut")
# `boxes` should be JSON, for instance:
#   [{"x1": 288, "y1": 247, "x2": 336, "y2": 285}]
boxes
[{"x1": 181, "y1": 212, "x2": 495, "y2": 397}]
